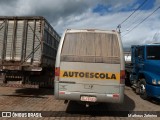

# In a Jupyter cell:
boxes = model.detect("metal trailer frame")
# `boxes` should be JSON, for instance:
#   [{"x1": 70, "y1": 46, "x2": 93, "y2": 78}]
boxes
[{"x1": 0, "y1": 16, "x2": 60, "y2": 87}]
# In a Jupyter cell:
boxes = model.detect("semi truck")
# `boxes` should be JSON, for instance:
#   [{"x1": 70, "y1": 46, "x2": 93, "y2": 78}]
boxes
[
  {"x1": 125, "y1": 44, "x2": 160, "y2": 100},
  {"x1": 0, "y1": 16, "x2": 60, "y2": 88}
]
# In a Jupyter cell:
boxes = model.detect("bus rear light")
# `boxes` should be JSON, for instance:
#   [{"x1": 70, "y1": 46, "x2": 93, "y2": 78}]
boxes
[
  {"x1": 120, "y1": 70, "x2": 125, "y2": 84},
  {"x1": 106, "y1": 94, "x2": 119, "y2": 98},
  {"x1": 55, "y1": 67, "x2": 60, "y2": 76},
  {"x1": 59, "y1": 91, "x2": 65, "y2": 94},
  {"x1": 113, "y1": 94, "x2": 119, "y2": 98}
]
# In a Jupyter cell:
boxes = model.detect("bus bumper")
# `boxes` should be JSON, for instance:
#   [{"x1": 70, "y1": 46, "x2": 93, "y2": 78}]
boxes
[{"x1": 55, "y1": 85, "x2": 125, "y2": 103}]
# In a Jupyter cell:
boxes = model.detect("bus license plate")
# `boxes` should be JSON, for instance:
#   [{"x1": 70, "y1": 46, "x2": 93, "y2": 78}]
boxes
[{"x1": 80, "y1": 96, "x2": 97, "y2": 102}]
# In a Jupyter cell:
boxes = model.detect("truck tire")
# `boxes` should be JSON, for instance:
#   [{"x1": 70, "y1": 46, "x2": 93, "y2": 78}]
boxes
[
  {"x1": 135, "y1": 81, "x2": 140, "y2": 94},
  {"x1": 139, "y1": 79, "x2": 148, "y2": 100}
]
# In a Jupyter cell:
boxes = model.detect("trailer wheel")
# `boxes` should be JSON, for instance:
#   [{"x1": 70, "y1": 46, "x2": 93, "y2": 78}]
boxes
[
  {"x1": 22, "y1": 76, "x2": 26, "y2": 84},
  {"x1": 3, "y1": 75, "x2": 7, "y2": 84},
  {"x1": 139, "y1": 79, "x2": 148, "y2": 100},
  {"x1": 3, "y1": 79, "x2": 7, "y2": 84}
]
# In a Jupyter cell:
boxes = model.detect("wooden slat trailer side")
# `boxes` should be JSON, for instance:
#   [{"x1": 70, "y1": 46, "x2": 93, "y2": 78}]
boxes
[{"x1": 0, "y1": 16, "x2": 60, "y2": 88}]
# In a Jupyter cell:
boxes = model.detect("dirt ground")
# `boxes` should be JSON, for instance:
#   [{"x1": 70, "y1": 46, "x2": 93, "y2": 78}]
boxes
[{"x1": 0, "y1": 86, "x2": 159, "y2": 120}]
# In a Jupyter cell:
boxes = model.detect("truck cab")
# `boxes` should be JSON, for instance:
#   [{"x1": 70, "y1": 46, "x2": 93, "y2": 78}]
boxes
[{"x1": 129, "y1": 44, "x2": 160, "y2": 99}]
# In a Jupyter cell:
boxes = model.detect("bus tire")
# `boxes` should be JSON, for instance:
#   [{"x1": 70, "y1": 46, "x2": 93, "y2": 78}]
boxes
[{"x1": 125, "y1": 72, "x2": 131, "y2": 86}]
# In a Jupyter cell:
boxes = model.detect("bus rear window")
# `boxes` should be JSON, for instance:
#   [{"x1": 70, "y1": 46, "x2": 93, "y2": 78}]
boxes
[{"x1": 61, "y1": 32, "x2": 120, "y2": 63}]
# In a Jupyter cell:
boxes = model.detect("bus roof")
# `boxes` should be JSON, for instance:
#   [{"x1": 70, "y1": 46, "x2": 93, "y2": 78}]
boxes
[{"x1": 65, "y1": 29, "x2": 119, "y2": 34}]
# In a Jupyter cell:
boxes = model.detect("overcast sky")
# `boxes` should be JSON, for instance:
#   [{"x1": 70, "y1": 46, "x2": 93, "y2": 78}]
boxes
[{"x1": 0, "y1": 0, "x2": 160, "y2": 48}]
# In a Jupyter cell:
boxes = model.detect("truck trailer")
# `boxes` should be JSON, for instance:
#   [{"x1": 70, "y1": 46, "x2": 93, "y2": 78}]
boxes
[
  {"x1": 0, "y1": 16, "x2": 60, "y2": 88},
  {"x1": 125, "y1": 44, "x2": 160, "y2": 100}
]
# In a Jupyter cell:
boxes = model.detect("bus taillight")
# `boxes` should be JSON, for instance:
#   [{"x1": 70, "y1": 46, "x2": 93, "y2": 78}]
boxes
[
  {"x1": 55, "y1": 67, "x2": 60, "y2": 77},
  {"x1": 120, "y1": 70, "x2": 125, "y2": 84}
]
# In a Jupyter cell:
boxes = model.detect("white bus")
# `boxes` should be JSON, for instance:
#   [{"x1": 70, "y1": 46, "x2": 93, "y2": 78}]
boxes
[{"x1": 54, "y1": 29, "x2": 125, "y2": 106}]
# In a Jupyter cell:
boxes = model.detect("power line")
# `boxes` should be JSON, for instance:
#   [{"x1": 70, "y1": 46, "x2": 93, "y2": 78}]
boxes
[
  {"x1": 121, "y1": 0, "x2": 150, "y2": 32},
  {"x1": 118, "y1": 0, "x2": 148, "y2": 26},
  {"x1": 121, "y1": 10, "x2": 146, "y2": 34},
  {"x1": 122, "y1": 6, "x2": 160, "y2": 37}
]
